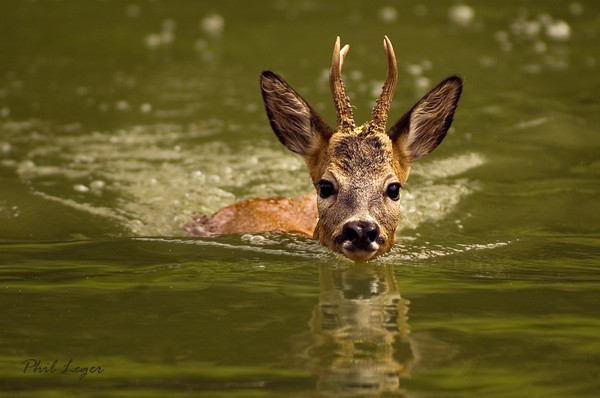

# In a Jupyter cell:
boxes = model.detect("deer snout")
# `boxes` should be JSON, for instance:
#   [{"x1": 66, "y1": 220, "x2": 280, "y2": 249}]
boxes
[
  {"x1": 342, "y1": 221, "x2": 380, "y2": 243},
  {"x1": 336, "y1": 221, "x2": 384, "y2": 260}
]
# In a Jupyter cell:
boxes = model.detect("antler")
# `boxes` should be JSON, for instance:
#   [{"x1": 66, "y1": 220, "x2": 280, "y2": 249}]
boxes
[
  {"x1": 330, "y1": 36, "x2": 355, "y2": 132},
  {"x1": 368, "y1": 36, "x2": 398, "y2": 134}
]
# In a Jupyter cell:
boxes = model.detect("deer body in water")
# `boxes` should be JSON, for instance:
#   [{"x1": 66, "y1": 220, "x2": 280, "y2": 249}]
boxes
[{"x1": 187, "y1": 36, "x2": 463, "y2": 261}]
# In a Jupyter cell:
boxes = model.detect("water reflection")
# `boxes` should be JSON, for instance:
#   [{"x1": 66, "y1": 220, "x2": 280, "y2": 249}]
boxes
[{"x1": 305, "y1": 263, "x2": 412, "y2": 396}]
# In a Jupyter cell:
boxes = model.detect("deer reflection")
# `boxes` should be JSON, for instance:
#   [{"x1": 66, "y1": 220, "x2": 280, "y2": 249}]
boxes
[{"x1": 303, "y1": 263, "x2": 412, "y2": 396}]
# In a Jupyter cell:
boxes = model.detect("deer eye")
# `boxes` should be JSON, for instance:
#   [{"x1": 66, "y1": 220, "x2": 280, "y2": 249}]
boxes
[
  {"x1": 386, "y1": 183, "x2": 401, "y2": 201},
  {"x1": 318, "y1": 180, "x2": 335, "y2": 199}
]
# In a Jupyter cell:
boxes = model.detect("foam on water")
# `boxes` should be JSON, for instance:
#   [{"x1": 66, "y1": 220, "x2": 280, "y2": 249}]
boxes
[{"x1": 2, "y1": 119, "x2": 489, "y2": 259}]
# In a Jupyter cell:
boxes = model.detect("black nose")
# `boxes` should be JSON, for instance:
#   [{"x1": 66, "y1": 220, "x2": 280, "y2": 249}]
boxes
[{"x1": 339, "y1": 221, "x2": 380, "y2": 248}]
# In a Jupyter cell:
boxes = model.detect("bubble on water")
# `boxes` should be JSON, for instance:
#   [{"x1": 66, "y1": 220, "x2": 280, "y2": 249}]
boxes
[
  {"x1": 115, "y1": 101, "x2": 130, "y2": 112},
  {"x1": 76, "y1": 86, "x2": 88, "y2": 96},
  {"x1": 191, "y1": 170, "x2": 206, "y2": 183},
  {"x1": 201, "y1": 14, "x2": 225, "y2": 38},
  {"x1": 1, "y1": 142, "x2": 12, "y2": 153},
  {"x1": 406, "y1": 64, "x2": 423, "y2": 76},
  {"x1": 17, "y1": 160, "x2": 36, "y2": 176},
  {"x1": 545, "y1": 20, "x2": 571, "y2": 41},
  {"x1": 222, "y1": 166, "x2": 233, "y2": 176},
  {"x1": 245, "y1": 103, "x2": 258, "y2": 113},
  {"x1": 90, "y1": 180, "x2": 106, "y2": 194},
  {"x1": 145, "y1": 34, "x2": 162, "y2": 49},
  {"x1": 479, "y1": 56, "x2": 495, "y2": 68},
  {"x1": 140, "y1": 103, "x2": 152, "y2": 114},
  {"x1": 522, "y1": 64, "x2": 542, "y2": 74},
  {"x1": 414, "y1": 76, "x2": 430, "y2": 92},
  {"x1": 448, "y1": 4, "x2": 475, "y2": 26},
  {"x1": 369, "y1": 80, "x2": 384, "y2": 99},
  {"x1": 125, "y1": 4, "x2": 141, "y2": 18},
  {"x1": 494, "y1": 30, "x2": 513, "y2": 51},
  {"x1": 162, "y1": 19, "x2": 177, "y2": 32},
  {"x1": 494, "y1": 30, "x2": 509, "y2": 43},
  {"x1": 349, "y1": 70, "x2": 363, "y2": 81},
  {"x1": 73, "y1": 184, "x2": 90, "y2": 193},
  {"x1": 378, "y1": 6, "x2": 398, "y2": 24},
  {"x1": 511, "y1": 18, "x2": 542, "y2": 39},
  {"x1": 0, "y1": 107, "x2": 10, "y2": 118},
  {"x1": 250, "y1": 235, "x2": 266, "y2": 244},
  {"x1": 537, "y1": 13, "x2": 553, "y2": 26},
  {"x1": 160, "y1": 30, "x2": 175, "y2": 45}
]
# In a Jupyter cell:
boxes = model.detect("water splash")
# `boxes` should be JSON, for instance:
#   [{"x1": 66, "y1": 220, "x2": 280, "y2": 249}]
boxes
[{"x1": 2, "y1": 118, "x2": 485, "y2": 254}]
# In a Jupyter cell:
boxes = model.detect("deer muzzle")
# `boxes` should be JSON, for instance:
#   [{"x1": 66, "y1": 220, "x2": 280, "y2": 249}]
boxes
[{"x1": 335, "y1": 220, "x2": 385, "y2": 261}]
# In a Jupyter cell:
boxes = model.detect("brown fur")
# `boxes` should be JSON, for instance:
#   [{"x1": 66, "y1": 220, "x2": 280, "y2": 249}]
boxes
[
  {"x1": 186, "y1": 193, "x2": 317, "y2": 237},
  {"x1": 187, "y1": 37, "x2": 463, "y2": 261}
]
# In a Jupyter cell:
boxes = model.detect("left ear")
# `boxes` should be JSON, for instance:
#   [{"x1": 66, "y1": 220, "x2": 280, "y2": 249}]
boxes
[
  {"x1": 260, "y1": 71, "x2": 333, "y2": 157},
  {"x1": 388, "y1": 76, "x2": 463, "y2": 162}
]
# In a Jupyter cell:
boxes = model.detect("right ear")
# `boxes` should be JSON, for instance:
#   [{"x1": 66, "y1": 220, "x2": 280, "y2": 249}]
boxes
[{"x1": 260, "y1": 71, "x2": 333, "y2": 156}]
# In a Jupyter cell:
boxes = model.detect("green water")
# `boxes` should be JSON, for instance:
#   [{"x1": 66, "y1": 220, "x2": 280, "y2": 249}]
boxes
[{"x1": 1, "y1": 1, "x2": 599, "y2": 397}]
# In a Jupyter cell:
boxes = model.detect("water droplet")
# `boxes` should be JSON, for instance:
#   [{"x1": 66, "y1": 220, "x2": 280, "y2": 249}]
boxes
[
  {"x1": 140, "y1": 103, "x2": 152, "y2": 113},
  {"x1": 76, "y1": 86, "x2": 88, "y2": 96},
  {"x1": 115, "y1": 100, "x2": 130, "y2": 112},
  {"x1": 162, "y1": 19, "x2": 177, "y2": 32},
  {"x1": 250, "y1": 235, "x2": 266, "y2": 244},
  {"x1": 448, "y1": 4, "x2": 475, "y2": 26},
  {"x1": 415, "y1": 76, "x2": 430, "y2": 91},
  {"x1": 406, "y1": 64, "x2": 423, "y2": 76},
  {"x1": 74, "y1": 184, "x2": 90, "y2": 193},
  {"x1": 145, "y1": 34, "x2": 162, "y2": 49},
  {"x1": 201, "y1": 14, "x2": 225, "y2": 38},
  {"x1": 90, "y1": 180, "x2": 106, "y2": 194},
  {"x1": 545, "y1": 20, "x2": 571, "y2": 41},
  {"x1": 378, "y1": 6, "x2": 398, "y2": 24},
  {"x1": 160, "y1": 30, "x2": 175, "y2": 45}
]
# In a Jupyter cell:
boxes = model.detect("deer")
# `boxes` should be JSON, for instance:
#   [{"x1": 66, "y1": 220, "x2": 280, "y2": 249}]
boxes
[{"x1": 187, "y1": 36, "x2": 463, "y2": 262}]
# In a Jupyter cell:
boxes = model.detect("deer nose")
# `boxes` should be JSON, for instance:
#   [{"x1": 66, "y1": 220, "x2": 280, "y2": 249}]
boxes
[{"x1": 339, "y1": 221, "x2": 381, "y2": 248}]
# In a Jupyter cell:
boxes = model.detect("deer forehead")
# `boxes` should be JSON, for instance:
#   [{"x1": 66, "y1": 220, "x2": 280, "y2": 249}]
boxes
[{"x1": 323, "y1": 131, "x2": 400, "y2": 184}]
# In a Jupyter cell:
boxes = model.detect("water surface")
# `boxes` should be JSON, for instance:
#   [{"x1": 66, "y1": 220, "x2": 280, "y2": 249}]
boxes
[{"x1": 1, "y1": 1, "x2": 599, "y2": 397}]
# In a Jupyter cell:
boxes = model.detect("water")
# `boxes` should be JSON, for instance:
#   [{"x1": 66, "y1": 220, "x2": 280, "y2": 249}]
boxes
[{"x1": 1, "y1": 1, "x2": 599, "y2": 396}]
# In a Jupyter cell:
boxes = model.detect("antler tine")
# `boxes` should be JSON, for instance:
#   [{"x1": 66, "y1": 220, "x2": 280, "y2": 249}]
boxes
[
  {"x1": 369, "y1": 35, "x2": 398, "y2": 134},
  {"x1": 330, "y1": 36, "x2": 355, "y2": 131}
]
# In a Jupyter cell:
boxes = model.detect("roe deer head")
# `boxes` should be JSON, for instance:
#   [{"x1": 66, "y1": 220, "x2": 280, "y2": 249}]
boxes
[{"x1": 260, "y1": 36, "x2": 463, "y2": 261}]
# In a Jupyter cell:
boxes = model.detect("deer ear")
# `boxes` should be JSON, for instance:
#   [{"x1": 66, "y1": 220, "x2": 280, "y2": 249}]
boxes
[
  {"x1": 260, "y1": 71, "x2": 333, "y2": 156},
  {"x1": 388, "y1": 76, "x2": 463, "y2": 162}
]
